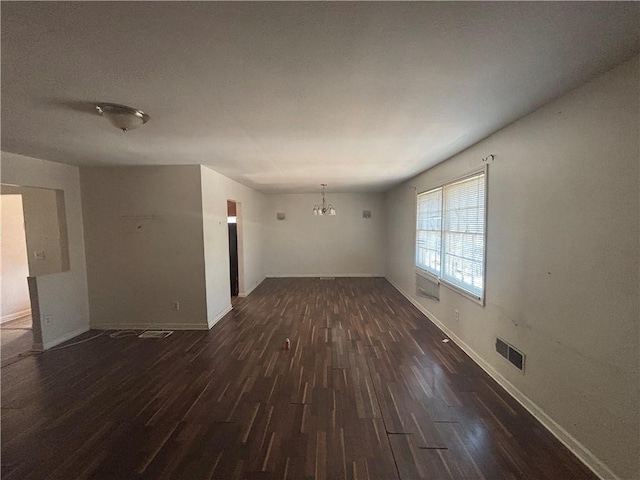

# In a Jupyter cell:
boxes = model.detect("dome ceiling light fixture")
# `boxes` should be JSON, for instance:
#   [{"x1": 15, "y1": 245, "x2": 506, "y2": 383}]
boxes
[
  {"x1": 313, "y1": 184, "x2": 336, "y2": 216},
  {"x1": 95, "y1": 103, "x2": 149, "y2": 132}
]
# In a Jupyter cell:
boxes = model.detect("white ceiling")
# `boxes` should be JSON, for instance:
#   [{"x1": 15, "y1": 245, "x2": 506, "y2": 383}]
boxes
[{"x1": 2, "y1": 2, "x2": 638, "y2": 193}]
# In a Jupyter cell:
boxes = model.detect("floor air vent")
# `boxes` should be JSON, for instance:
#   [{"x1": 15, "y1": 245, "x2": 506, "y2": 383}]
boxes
[
  {"x1": 320, "y1": 277, "x2": 335, "y2": 280},
  {"x1": 496, "y1": 337, "x2": 525, "y2": 372},
  {"x1": 139, "y1": 330, "x2": 174, "y2": 339}
]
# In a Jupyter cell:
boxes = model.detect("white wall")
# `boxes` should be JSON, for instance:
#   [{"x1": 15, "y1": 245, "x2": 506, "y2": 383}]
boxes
[
  {"x1": 0, "y1": 152, "x2": 90, "y2": 349},
  {"x1": 20, "y1": 188, "x2": 66, "y2": 275},
  {"x1": 2, "y1": 185, "x2": 70, "y2": 276},
  {"x1": 81, "y1": 166, "x2": 209, "y2": 330},
  {"x1": 200, "y1": 166, "x2": 265, "y2": 327},
  {"x1": 265, "y1": 193, "x2": 386, "y2": 277},
  {"x1": 385, "y1": 57, "x2": 639, "y2": 480},
  {"x1": 0, "y1": 194, "x2": 31, "y2": 322}
]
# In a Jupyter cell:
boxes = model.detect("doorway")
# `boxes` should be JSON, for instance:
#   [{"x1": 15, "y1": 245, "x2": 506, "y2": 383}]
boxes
[
  {"x1": 0, "y1": 194, "x2": 33, "y2": 362},
  {"x1": 1, "y1": 183, "x2": 69, "y2": 355},
  {"x1": 227, "y1": 200, "x2": 239, "y2": 298}
]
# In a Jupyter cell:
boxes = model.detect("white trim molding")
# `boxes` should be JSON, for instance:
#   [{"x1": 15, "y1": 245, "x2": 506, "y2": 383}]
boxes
[
  {"x1": 386, "y1": 277, "x2": 620, "y2": 480},
  {"x1": 92, "y1": 322, "x2": 210, "y2": 331},
  {"x1": 265, "y1": 274, "x2": 384, "y2": 278},
  {"x1": 208, "y1": 304, "x2": 233, "y2": 329},
  {"x1": 91, "y1": 307, "x2": 234, "y2": 333},
  {"x1": 39, "y1": 326, "x2": 90, "y2": 351},
  {"x1": 239, "y1": 278, "x2": 264, "y2": 297}
]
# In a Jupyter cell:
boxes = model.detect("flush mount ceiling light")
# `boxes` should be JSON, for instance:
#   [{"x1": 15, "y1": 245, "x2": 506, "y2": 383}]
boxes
[
  {"x1": 96, "y1": 103, "x2": 149, "y2": 132},
  {"x1": 313, "y1": 184, "x2": 336, "y2": 216}
]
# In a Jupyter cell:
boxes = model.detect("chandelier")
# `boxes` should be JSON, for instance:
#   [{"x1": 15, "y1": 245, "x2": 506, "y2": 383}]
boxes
[{"x1": 313, "y1": 184, "x2": 336, "y2": 216}]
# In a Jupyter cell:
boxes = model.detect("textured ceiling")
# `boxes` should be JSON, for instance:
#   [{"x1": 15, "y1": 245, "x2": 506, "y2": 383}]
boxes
[{"x1": 1, "y1": 2, "x2": 638, "y2": 192}]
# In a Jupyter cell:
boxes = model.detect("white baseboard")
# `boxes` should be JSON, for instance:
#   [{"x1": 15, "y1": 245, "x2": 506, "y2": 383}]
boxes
[
  {"x1": 385, "y1": 277, "x2": 619, "y2": 480},
  {"x1": 266, "y1": 273, "x2": 384, "y2": 278},
  {"x1": 91, "y1": 322, "x2": 210, "y2": 331},
  {"x1": 208, "y1": 304, "x2": 232, "y2": 329},
  {"x1": 1, "y1": 309, "x2": 32, "y2": 324},
  {"x1": 239, "y1": 277, "x2": 264, "y2": 297},
  {"x1": 41, "y1": 325, "x2": 90, "y2": 351}
]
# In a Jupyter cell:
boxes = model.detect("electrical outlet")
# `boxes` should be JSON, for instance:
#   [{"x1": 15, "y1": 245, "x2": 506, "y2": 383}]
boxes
[
  {"x1": 34, "y1": 250, "x2": 46, "y2": 260},
  {"x1": 171, "y1": 301, "x2": 180, "y2": 311},
  {"x1": 44, "y1": 315, "x2": 53, "y2": 325},
  {"x1": 454, "y1": 309, "x2": 460, "y2": 322}
]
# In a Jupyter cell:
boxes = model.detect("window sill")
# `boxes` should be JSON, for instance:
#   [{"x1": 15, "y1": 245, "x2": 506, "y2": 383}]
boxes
[
  {"x1": 415, "y1": 267, "x2": 484, "y2": 306},
  {"x1": 415, "y1": 267, "x2": 439, "y2": 283},
  {"x1": 439, "y1": 278, "x2": 485, "y2": 306}
]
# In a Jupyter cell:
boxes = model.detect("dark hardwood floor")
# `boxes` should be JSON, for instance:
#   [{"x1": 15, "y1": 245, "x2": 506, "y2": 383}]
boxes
[{"x1": 1, "y1": 278, "x2": 596, "y2": 479}]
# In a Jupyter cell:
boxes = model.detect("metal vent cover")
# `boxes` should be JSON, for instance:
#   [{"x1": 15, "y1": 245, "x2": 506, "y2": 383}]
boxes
[
  {"x1": 139, "y1": 330, "x2": 174, "y2": 339},
  {"x1": 416, "y1": 273, "x2": 439, "y2": 300},
  {"x1": 496, "y1": 337, "x2": 525, "y2": 372}
]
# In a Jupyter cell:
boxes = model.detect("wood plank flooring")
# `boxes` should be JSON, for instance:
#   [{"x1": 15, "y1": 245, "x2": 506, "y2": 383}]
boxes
[
  {"x1": 1, "y1": 315, "x2": 33, "y2": 363},
  {"x1": 1, "y1": 278, "x2": 597, "y2": 479}
]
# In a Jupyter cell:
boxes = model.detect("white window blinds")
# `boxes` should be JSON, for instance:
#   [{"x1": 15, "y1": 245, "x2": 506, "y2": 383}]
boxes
[
  {"x1": 415, "y1": 170, "x2": 486, "y2": 302},
  {"x1": 442, "y1": 173, "x2": 485, "y2": 298},
  {"x1": 416, "y1": 188, "x2": 442, "y2": 276}
]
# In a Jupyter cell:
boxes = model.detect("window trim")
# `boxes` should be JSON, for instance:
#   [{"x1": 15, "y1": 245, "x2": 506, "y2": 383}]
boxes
[{"x1": 415, "y1": 166, "x2": 488, "y2": 306}]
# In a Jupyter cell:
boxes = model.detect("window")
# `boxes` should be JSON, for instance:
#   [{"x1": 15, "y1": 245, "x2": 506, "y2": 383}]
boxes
[
  {"x1": 416, "y1": 188, "x2": 442, "y2": 276},
  {"x1": 415, "y1": 171, "x2": 486, "y2": 302}
]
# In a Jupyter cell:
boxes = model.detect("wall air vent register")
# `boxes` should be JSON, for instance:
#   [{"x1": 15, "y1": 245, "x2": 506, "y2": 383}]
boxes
[{"x1": 496, "y1": 337, "x2": 525, "y2": 372}]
